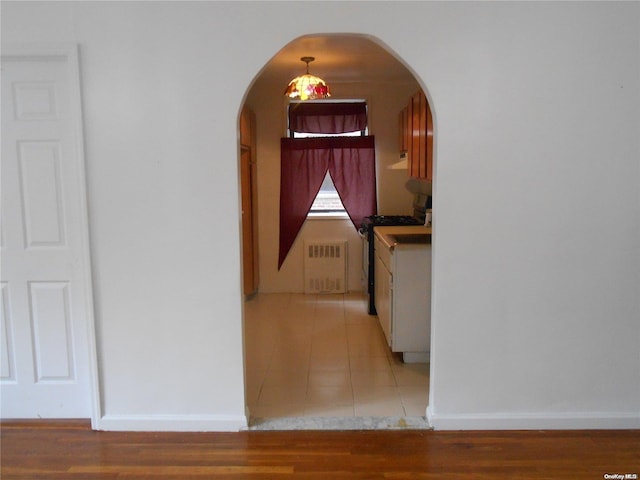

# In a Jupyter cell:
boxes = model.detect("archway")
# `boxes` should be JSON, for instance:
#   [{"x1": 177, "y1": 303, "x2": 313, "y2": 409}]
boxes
[{"x1": 239, "y1": 33, "x2": 436, "y2": 428}]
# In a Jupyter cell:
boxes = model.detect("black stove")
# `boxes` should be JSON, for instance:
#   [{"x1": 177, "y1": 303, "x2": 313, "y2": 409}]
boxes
[
  {"x1": 362, "y1": 215, "x2": 420, "y2": 228},
  {"x1": 360, "y1": 215, "x2": 422, "y2": 315}
]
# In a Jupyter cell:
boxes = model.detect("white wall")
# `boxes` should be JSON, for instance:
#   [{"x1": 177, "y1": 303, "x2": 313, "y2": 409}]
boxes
[{"x1": 2, "y1": 1, "x2": 638, "y2": 430}]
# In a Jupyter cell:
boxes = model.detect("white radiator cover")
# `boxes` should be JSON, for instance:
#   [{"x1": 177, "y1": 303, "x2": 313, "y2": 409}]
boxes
[{"x1": 304, "y1": 240, "x2": 347, "y2": 294}]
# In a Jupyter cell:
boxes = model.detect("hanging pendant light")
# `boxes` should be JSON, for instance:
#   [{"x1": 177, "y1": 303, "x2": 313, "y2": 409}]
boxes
[{"x1": 284, "y1": 56, "x2": 331, "y2": 101}]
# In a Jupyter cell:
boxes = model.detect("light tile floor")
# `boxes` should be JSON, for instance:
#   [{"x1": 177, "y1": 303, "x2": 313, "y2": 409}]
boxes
[{"x1": 244, "y1": 292, "x2": 429, "y2": 420}]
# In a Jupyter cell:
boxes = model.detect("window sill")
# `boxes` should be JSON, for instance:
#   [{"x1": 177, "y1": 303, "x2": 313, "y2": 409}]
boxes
[{"x1": 307, "y1": 212, "x2": 350, "y2": 220}]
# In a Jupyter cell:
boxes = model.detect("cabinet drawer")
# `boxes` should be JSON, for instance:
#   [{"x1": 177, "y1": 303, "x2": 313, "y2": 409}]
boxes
[{"x1": 374, "y1": 235, "x2": 392, "y2": 272}]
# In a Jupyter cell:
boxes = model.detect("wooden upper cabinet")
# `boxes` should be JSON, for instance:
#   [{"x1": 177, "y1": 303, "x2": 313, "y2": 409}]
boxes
[
  {"x1": 400, "y1": 90, "x2": 433, "y2": 182},
  {"x1": 425, "y1": 97, "x2": 433, "y2": 182},
  {"x1": 240, "y1": 107, "x2": 254, "y2": 148},
  {"x1": 410, "y1": 92, "x2": 421, "y2": 178},
  {"x1": 398, "y1": 109, "x2": 403, "y2": 151},
  {"x1": 398, "y1": 105, "x2": 410, "y2": 152}
]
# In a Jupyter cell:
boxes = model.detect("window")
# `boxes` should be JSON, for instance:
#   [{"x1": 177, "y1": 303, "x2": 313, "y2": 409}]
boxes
[
  {"x1": 279, "y1": 101, "x2": 377, "y2": 268},
  {"x1": 288, "y1": 101, "x2": 367, "y2": 216},
  {"x1": 293, "y1": 130, "x2": 365, "y2": 216}
]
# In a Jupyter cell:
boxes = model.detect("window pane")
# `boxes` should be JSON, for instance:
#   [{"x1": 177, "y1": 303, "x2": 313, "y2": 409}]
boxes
[
  {"x1": 311, "y1": 172, "x2": 344, "y2": 212},
  {"x1": 293, "y1": 131, "x2": 362, "y2": 138}
]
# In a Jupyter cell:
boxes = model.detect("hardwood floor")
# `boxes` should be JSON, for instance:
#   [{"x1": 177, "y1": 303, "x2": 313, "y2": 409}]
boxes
[{"x1": 1, "y1": 420, "x2": 638, "y2": 479}]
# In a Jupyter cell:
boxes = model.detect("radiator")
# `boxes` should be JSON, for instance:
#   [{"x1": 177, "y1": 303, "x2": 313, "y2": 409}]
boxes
[{"x1": 303, "y1": 240, "x2": 347, "y2": 294}]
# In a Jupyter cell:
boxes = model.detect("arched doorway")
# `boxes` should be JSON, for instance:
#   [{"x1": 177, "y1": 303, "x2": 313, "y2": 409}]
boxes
[{"x1": 239, "y1": 34, "x2": 436, "y2": 428}]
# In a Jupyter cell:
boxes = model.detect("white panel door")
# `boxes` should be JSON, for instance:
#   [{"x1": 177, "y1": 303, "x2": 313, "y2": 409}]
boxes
[{"x1": 1, "y1": 48, "x2": 95, "y2": 418}]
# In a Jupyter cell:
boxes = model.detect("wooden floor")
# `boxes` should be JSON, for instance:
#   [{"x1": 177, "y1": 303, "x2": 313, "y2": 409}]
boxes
[{"x1": 1, "y1": 420, "x2": 638, "y2": 479}]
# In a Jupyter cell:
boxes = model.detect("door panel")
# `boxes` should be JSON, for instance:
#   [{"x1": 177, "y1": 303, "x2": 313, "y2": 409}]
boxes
[
  {"x1": 18, "y1": 141, "x2": 66, "y2": 247},
  {"x1": 29, "y1": 281, "x2": 74, "y2": 381},
  {"x1": 0, "y1": 283, "x2": 14, "y2": 381},
  {"x1": 1, "y1": 50, "x2": 94, "y2": 418}
]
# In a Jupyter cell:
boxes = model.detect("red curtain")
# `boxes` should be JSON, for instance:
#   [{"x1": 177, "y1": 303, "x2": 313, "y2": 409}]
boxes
[
  {"x1": 279, "y1": 136, "x2": 377, "y2": 269},
  {"x1": 288, "y1": 102, "x2": 367, "y2": 134}
]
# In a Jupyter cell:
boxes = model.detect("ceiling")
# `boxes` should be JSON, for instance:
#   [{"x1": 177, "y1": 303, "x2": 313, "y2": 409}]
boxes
[{"x1": 254, "y1": 34, "x2": 418, "y2": 86}]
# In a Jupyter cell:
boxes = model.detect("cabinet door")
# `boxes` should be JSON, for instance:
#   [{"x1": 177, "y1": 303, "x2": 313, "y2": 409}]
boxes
[
  {"x1": 425, "y1": 98, "x2": 433, "y2": 182},
  {"x1": 398, "y1": 110, "x2": 403, "y2": 152},
  {"x1": 240, "y1": 108, "x2": 252, "y2": 147},
  {"x1": 374, "y1": 254, "x2": 392, "y2": 347},
  {"x1": 418, "y1": 91, "x2": 428, "y2": 179},
  {"x1": 399, "y1": 106, "x2": 409, "y2": 152},
  {"x1": 392, "y1": 246, "x2": 431, "y2": 353},
  {"x1": 410, "y1": 92, "x2": 421, "y2": 178},
  {"x1": 404, "y1": 90, "x2": 433, "y2": 181}
]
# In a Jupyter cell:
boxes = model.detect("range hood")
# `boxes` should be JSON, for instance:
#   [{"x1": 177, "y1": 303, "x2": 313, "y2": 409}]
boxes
[{"x1": 388, "y1": 152, "x2": 409, "y2": 170}]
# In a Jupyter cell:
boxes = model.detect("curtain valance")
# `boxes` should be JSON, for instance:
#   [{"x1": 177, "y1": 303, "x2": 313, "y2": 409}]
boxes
[
  {"x1": 288, "y1": 102, "x2": 367, "y2": 134},
  {"x1": 281, "y1": 136, "x2": 374, "y2": 150}
]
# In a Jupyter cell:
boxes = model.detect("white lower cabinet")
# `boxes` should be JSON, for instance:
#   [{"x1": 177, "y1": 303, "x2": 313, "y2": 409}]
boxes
[
  {"x1": 374, "y1": 230, "x2": 431, "y2": 363},
  {"x1": 374, "y1": 250, "x2": 392, "y2": 345}
]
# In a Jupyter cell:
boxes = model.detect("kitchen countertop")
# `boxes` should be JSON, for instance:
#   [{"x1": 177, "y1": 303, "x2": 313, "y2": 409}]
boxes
[{"x1": 374, "y1": 225, "x2": 432, "y2": 249}]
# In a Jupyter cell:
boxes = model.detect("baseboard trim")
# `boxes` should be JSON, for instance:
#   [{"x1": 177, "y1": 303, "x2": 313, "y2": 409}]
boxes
[
  {"x1": 426, "y1": 407, "x2": 640, "y2": 430},
  {"x1": 95, "y1": 414, "x2": 248, "y2": 432}
]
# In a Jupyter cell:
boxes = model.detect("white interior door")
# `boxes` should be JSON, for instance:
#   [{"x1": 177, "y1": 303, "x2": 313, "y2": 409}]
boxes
[{"x1": 1, "y1": 46, "x2": 96, "y2": 418}]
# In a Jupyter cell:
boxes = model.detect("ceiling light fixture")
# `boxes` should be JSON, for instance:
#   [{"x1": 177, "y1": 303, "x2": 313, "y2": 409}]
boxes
[{"x1": 284, "y1": 56, "x2": 331, "y2": 101}]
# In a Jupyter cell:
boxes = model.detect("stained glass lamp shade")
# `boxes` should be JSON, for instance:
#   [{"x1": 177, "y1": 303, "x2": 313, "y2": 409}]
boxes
[{"x1": 284, "y1": 56, "x2": 331, "y2": 101}]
